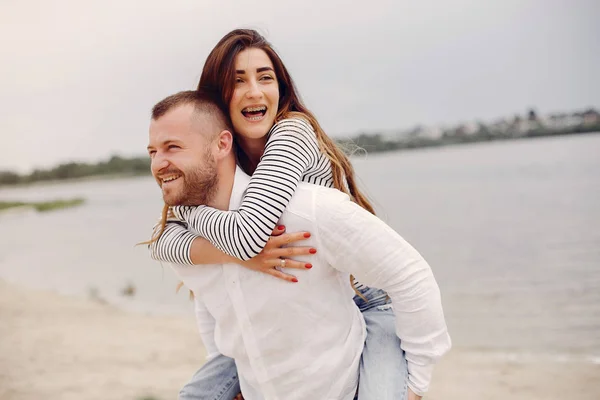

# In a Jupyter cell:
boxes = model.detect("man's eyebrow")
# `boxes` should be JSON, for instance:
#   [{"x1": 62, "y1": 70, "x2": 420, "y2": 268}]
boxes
[{"x1": 146, "y1": 139, "x2": 181, "y2": 150}]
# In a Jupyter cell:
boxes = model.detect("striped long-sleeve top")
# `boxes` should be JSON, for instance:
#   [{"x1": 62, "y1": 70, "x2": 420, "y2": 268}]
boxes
[{"x1": 150, "y1": 117, "x2": 335, "y2": 264}]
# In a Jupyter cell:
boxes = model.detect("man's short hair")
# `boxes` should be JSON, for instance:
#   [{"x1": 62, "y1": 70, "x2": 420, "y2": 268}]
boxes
[{"x1": 151, "y1": 90, "x2": 232, "y2": 134}]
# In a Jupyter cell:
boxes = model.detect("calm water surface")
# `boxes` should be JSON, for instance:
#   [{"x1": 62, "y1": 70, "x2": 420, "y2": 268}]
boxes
[{"x1": 1, "y1": 134, "x2": 599, "y2": 359}]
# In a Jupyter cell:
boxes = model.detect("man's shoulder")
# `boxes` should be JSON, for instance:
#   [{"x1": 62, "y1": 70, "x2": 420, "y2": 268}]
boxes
[
  {"x1": 302, "y1": 182, "x2": 352, "y2": 202},
  {"x1": 286, "y1": 183, "x2": 354, "y2": 217}
]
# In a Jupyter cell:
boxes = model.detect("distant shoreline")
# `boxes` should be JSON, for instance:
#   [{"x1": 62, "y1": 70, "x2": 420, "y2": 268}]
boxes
[
  {"x1": 0, "y1": 198, "x2": 85, "y2": 213},
  {"x1": 1, "y1": 130, "x2": 598, "y2": 189},
  {"x1": 338, "y1": 128, "x2": 600, "y2": 156},
  {"x1": 0, "y1": 172, "x2": 147, "y2": 189}
]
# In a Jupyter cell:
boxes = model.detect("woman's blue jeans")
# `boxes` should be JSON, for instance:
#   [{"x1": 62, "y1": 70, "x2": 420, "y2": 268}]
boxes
[{"x1": 179, "y1": 286, "x2": 408, "y2": 400}]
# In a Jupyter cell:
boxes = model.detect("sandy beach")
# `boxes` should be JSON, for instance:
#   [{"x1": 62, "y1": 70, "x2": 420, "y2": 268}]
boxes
[{"x1": 1, "y1": 280, "x2": 598, "y2": 400}]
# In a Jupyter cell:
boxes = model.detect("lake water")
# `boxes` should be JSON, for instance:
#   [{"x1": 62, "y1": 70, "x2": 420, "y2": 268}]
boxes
[{"x1": 1, "y1": 134, "x2": 599, "y2": 362}]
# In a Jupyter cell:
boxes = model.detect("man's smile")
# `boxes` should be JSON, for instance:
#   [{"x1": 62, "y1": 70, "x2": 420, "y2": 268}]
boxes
[{"x1": 160, "y1": 174, "x2": 182, "y2": 186}]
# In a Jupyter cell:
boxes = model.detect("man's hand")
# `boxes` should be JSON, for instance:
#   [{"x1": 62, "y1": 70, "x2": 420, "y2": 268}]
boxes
[
  {"x1": 238, "y1": 225, "x2": 316, "y2": 283},
  {"x1": 233, "y1": 393, "x2": 244, "y2": 400},
  {"x1": 408, "y1": 387, "x2": 422, "y2": 400}
]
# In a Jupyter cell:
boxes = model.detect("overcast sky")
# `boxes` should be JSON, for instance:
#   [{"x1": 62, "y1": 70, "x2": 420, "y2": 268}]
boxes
[{"x1": 1, "y1": 0, "x2": 598, "y2": 172}]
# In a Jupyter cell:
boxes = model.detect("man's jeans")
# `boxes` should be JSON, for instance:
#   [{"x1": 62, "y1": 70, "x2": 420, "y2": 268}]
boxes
[{"x1": 179, "y1": 286, "x2": 408, "y2": 400}]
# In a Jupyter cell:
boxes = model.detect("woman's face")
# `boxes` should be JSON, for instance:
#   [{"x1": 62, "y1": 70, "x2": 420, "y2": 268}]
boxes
[{"x1": 229, "y1": 48, "x2": 280, "y2": 141}]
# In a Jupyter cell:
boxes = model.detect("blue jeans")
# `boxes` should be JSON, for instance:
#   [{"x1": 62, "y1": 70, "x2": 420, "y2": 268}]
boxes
[
  {"x1": 354, "y1": 286, "x2": 408, "y2": 400},
  {"x1": 179, "y1": 286, "x2": 408, "y2": 400}
]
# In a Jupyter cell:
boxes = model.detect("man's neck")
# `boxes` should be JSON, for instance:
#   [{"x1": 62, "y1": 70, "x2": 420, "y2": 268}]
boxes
[{"x1": 206, "y1": 160, "x2": 236, "y2": 211}]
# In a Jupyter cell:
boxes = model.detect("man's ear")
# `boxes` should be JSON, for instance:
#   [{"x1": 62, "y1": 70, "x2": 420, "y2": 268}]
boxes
[{"x1": 214, "y1": 130, "x2": 233, "y2": 158}]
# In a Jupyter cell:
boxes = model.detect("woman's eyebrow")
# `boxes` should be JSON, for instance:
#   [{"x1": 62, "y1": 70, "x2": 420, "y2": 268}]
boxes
[{"x1": 235, "y1": 66, "x2": 274, "y2": 74}]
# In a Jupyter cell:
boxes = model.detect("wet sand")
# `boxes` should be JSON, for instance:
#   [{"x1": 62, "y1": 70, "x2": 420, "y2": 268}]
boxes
[{"x1": 1, "y1": 280, "x2": 598, "y2": 400}]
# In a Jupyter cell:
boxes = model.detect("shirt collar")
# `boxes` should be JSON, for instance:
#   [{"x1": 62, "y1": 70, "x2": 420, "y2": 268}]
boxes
[{"x1": 228, "y1": 166, "x2": 252, "y2": 210}]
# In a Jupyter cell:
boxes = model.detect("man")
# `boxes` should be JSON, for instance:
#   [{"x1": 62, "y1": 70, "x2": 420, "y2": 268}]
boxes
[{"x1": 147, "y1": 90, "x2": 451, "y2": 400}]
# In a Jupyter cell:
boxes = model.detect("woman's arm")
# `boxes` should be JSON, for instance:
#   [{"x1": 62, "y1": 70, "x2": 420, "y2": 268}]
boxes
[
  {"x1": 173, "y1": 118, "x2": 322, "y2": 260},
  {"x1": 150, "y1": 221, "x2": 315, "y2": 282},
  {"x1": 149, "y1": 222, "x2": 206, "y2": 265}
]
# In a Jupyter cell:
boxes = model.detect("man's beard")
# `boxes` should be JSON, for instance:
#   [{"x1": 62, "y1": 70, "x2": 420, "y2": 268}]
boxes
[{"x1": 162, "y1": 158, "x2": 219, "y2": 207}]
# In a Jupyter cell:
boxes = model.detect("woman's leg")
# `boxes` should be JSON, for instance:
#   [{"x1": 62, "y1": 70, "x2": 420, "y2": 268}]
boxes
[
  {"x1": 354, "y1": 285, "x2": 408, "y2": 400},
  {"x1": 179, "y1": 354, "x2": 241, "y2": 400}
]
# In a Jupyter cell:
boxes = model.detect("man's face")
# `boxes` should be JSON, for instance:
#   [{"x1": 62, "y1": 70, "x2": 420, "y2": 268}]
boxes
[{"x1": 147, "y1": 104, "x2": 218, "y2": 206}]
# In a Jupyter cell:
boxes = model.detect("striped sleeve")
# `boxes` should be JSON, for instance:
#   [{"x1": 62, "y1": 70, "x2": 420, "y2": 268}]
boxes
[
  {"x1": 148, "y1": 221, "x2": 196, "y2": 265},
  {"x1": 173, "y1": 118, "x2": 321, "y2": 260}
]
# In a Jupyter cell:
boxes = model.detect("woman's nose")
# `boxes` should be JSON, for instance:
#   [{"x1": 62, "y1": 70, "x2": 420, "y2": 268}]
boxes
[{"x1": 245, "y1": 80, "x2": 262, "y2": 99}]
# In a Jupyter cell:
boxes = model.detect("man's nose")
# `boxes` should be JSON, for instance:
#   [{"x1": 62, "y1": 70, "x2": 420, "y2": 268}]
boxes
[{"x1": 151, "y1": 153, "x2": 169, "y2": 175}]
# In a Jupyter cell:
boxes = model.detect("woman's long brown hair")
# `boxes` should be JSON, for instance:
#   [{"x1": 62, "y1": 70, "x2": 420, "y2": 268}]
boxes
[
  {"x1": 198, "y1": 29, "x2": 375, "y2": 215},
  {"x1": 197, "y1": 29, "x2": 376, "y2": 296}
]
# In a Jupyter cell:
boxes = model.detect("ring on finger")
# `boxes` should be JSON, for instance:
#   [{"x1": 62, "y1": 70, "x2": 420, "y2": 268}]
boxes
[{"x1": 279, "y1": 258, "x2": 286, "y2": 268}]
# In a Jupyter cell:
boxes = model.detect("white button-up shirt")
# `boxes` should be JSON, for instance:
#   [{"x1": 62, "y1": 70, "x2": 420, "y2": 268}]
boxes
[{"x1": 170, "y1": 168, "x2": 451, "y2": 399}]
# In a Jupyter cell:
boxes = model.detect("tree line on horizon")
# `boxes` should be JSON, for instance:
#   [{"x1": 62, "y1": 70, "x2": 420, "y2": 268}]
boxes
[
  {"x1": 1, "y1": 108, "x2": 599, "y2": 187},
  {"x1": 0, "y1": 155, "x2": 150, "y2": 187},
  {"x1": 337, "y1": 108, "x2": 600, "y2": 153}
]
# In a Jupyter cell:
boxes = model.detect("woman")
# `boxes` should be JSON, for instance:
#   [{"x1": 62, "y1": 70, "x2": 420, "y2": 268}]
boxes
[{"x1": 151, "y1": 29, "x2": 414, "y2": 400}]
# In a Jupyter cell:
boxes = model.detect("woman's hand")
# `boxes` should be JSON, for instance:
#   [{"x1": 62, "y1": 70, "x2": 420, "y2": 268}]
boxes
[{"x1": 238, "y1": 225, "x2": 316, "y2": 283}]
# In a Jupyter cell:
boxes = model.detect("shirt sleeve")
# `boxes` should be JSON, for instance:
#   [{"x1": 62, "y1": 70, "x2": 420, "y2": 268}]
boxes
[
  {"x1": 193, "y1": 294, "x2": 221, "y2": 361},
  {"x1": 315, "y1": 189, "x2": 452, "y2": 396},
  {"x1": 148, "y1": 221, "x2": 196, "y2": 266},
  {"x1": 173, "y1": 118, "x2": 320, "y2": 260}
]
